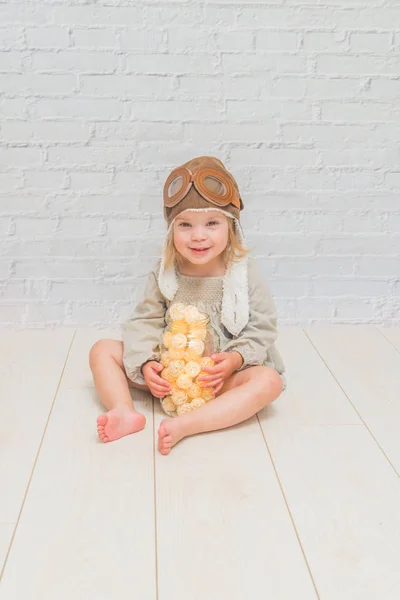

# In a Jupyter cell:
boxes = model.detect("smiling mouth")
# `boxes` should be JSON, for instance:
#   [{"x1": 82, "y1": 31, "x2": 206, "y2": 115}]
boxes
[{"x1": 190, "y1": 247, "x2": 210, "y2": 253}]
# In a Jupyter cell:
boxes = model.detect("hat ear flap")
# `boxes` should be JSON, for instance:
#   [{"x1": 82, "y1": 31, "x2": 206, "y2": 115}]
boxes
[{"x1": 239, "y1": 195, "x2": 244, "y2": 210}]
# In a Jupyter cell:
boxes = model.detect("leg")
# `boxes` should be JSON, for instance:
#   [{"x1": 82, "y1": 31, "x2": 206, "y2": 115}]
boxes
[
  {"x1": 158, "y1": 365, "x2": 283, "y2": 455},
  {"x1": 89, "y1": 339, "x2": 147, "y2": 442}
]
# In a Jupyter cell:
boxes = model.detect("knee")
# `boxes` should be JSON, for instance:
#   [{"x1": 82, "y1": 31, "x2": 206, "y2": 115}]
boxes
[
  {"x1": 88, "y1": 339, "x2": 114, "y2": 368},
  {"x1": 253, "y1": 366, "x2": 283, "y2": 401}
]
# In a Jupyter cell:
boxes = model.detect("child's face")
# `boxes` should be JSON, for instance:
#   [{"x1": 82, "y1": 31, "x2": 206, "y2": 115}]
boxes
[{"x1": 173, "y1": 210, "x2": 229, "y2": 267}]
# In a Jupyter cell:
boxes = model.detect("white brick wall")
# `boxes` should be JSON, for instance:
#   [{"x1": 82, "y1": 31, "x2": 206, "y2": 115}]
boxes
[{"x1": 0, "y1": 1, "x2": 399, "y2": 327}]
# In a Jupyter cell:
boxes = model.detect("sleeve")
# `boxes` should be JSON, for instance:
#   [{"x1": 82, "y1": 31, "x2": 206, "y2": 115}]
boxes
[
  {"x1": 221, "y1": 260, "x2": 278, "y2": 371},
  {"x1": 121, "y1": 268, "x2": 167, "y2": 385}
]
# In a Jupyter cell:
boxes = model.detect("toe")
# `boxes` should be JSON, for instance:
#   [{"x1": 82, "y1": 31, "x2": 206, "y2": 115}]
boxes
[{"x1": 97, "y1": 414, "x2": 107, "y2": 426}]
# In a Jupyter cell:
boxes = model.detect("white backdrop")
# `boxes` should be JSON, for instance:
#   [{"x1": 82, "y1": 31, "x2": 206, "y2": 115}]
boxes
[{"x1": 0, "y1": 1, "x2": 399, "y2": 326}]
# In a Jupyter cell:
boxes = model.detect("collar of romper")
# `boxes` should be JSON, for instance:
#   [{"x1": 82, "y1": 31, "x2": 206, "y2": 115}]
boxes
[{"x1": 157, "y1": 214, "x2": 249, "y2": 337}]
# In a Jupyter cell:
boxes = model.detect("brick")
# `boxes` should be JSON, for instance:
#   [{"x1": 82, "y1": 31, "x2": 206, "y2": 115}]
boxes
[
  {"x1": 68, "y1": 171, "x2": 113, "y2": 191},
  {"x1": 15, "y1": 218, "x2": 57, "y2": 236},
  {"x1": 72, "y1": 28, "x2": 117, "y2": 48},
  {"x1": 26, "y1": 303, "x2": 67, "y2": 322},
  {"x1": 24, "y1": 171, "x2": 67, "y2": 190},
  {"x1": 0, "y1": 5, "x2": 52, "y2": 24},
  {"x1": 0, "y1": 74, "x2": 77, "y2": 95},
  {"x1": 34, "y1": 99, "x2": 124, "y2": 120},
  {"x1": 312, "y1": 278, "x2": 389, "y2": 297},
  {"x1": 32, "y1": 51, "x2": 119, "y2": 73},
  {"x1": 222, "y1": 53, "x2": 307, "y2": 74},
  {"x1": 341, "y1": 212, "x2": 386, "y2": 233},
  {"x1": 385, "y1": 172, "x2": 400, "y2": 188},
  {"x1": 120, "y1": 29, "x2": 166, "y2": 52},
  {"x1": 216, "y1": 31, "x2": 253, "y2": 52},
  {"x1": 317, "y1": 55, "x2": 400, "y2": 76},
  {"x1": 15, "y1": 259, "x2": 97, "y2": 279},
  {"x1": 49, "y1": 281, "x2": 134, "y2": 302},
  {"x1": 25, "y1": 27, "x2": 70, "y2": 48},
  {"x1": 321, "y1": 149, "x2": 400, "y2": 168},
  {"x1": 130, "y1": 100, "x2": 222, "y2": 122},
  {"x1": 126, "y1": 54, "x2": 218, "y2": 75},
  {"x1": 58, "y1": 217, "x2": 103, "y2": 235},
  {"x1": 0, "y1": 217, "x2": 12, "y2": 236},
  {"x1": 230, "y1": 147, "x2": 318, "y2": 167},
  {"x1": 67, "y1": 303, "x2": 118, "y2": 323},
  {"x1": 47, "y1": 147, "x2": 133, "y2": 167},
  {"x1": 227, "y1": 99, "x2": 312, "y2": 120},
  {"x1": 0, "y1": 196, "x2": 45, "y2": 214},
  {"x1": 53, "y1": 6, "x2": 143, "y2": 25},
  {"x1": 318, "y1": 235, "x2": 399, "y2": 255},
  {"x1": 0, "y1": 148, "x2": 42, "y2": 168},
  {"x1": 275, "y1": 257, "x2": 355, "y2": 277},
  {"x1": 0, "y1": 98, "x2": 29, "y2": 118},
  {"x1": 1, "y1": 121, "x2": 90, "y2": 143},
  {"x1": 80, "y1": 74, "x2": 174, "y2": 98},
  {"x1": 0, "y1": 304, "x2": 26, "y2": 323},
  {"x1": 0, "y1": 51, "x2": 23, "y2": 72},
  {"x1": 386, "y1": 214, "x2": 400, "y2": 233},
  {"x1": 184, "y1": 122, "x2": 278, "y2": 143},
  {"x1": 333, "y1": 299, "x2": 375, "y2": 320},
  {"x1": 256, "y1": 31, "x2": 298, "y2": 52},
  {"x1": 106, "y1": 217, "x2": 151, "y2": 237},
  {"x1": 0, "y1": 28, "x2": 23, "y2": 48},
  {"x1": 0, "y1": 173, "x2": 22, "y2": 191},
  {"x1": 321, "y1": 102, "x2": 395, "y2": 122},
  {"x1": 332, "y1": 8, "x2": 400, "y2": 29},
  {"x1": 302, "y1": 32, "x2": 346, "y2": 52},
  {"x1": 350, "y1": 32, "x2": 391, "y2": 53},
  {"x1": 356, "y1": 257, "x2": 399, "y2": 277},
  {"x1": 238, "y1": 7, "x2": 334, "y2": 28}
]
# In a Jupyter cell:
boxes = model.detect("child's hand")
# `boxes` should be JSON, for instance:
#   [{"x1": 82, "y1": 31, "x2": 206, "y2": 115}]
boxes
[
  {"x1": 198, "y1": 351, "x2": 243, "y2": 395},
  {"x1": 142, "y1": 361, "x2": 171, "y2": 398}
]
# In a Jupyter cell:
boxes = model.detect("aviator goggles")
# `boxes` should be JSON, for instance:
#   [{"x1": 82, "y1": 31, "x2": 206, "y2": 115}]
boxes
[{"x1": 163, "y1": 166, "x2": 243, "y2": 210}]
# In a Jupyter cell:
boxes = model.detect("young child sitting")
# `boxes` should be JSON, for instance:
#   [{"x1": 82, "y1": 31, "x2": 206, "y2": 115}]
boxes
[{"x1": 89, "y1": 156, "x2": 286, "y2": 455}]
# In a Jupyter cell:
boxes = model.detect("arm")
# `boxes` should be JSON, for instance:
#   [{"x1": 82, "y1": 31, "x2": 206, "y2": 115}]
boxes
[
  {"x1": 222, "y1": 259, "x2": 278, "y2": 371},
  {"x1": 122, "y1": 269, "x2": 167, "y2": 386}
]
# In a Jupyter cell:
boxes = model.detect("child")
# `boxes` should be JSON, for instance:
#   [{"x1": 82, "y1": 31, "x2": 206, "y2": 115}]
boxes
[{"x1": 89, "y1": 156, "x2": 286, "y2": 455}]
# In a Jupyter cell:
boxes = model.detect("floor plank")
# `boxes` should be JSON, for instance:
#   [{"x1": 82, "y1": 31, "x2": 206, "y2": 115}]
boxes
[
  {"x1": 0, "y1": 525, "x2": 14, "y2": 572},
  {"x1": 304, "y1": 326, "x2": 400, "y2": 473},
  {"x1": 377, "y1": 326, "x2": 400, "y2": 351},
  {"x1": 0, "y1": 331, "x2": 157, "y2": 600},
  {"x1": 0, "y1": 330, "x2": 74, "y2": 573},
  {"x1": 260, "y1": 328, "x2": 400, "y2": 599},
  {"x1": 153, "y1": 400, "x2": 317, "y2": 600}
]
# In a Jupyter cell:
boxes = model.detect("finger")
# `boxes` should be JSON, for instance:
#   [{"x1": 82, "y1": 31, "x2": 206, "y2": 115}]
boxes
[
  {"x1": 214, "y1": 381, "x2": 224, "y2": 394},
  {"x1": 150, "y1": 382, "x2": 171, "y2": 395},
  {"x1": 210, "y1": 353, "x2": 229, "y2": 362},
  {"x1": 201, "y1": 365, "x2": 223, "y2": 374},
  {"x1": 151, "y1": 384, "x2": 171, "y2": 396},
  {"x1": 199, "y1": 371, "x2": 224, "y2": 383},
  {"x1": 152, "y1": 374, "x2": 171, "y2": 386},
  {"x1": 202, "y1": 378, "x2": 223, "y2": 388}
]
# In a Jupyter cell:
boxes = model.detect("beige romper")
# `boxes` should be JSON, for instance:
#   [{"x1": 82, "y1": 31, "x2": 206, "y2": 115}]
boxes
[{"x1": 122, "y1": 257, "x2": 286, "y2": 393}]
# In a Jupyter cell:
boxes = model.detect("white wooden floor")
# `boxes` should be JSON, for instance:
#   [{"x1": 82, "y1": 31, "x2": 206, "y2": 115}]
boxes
[{"x1": 1, "y1": 326, "x2": 400, "y2": 600}]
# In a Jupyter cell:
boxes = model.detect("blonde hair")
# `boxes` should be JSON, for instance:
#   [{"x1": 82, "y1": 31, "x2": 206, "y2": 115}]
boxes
[{"x1": 163, "y1": 217, "x2": 252, "y2": 271}]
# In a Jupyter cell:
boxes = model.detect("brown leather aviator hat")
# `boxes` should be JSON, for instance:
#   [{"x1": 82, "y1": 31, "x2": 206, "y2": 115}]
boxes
[
  {"x1": 163, "y1": 156, "x2": 244, "y2": 227},
  {"x1": 158, "y1": 156, "x2": 250, "y2": 337}
]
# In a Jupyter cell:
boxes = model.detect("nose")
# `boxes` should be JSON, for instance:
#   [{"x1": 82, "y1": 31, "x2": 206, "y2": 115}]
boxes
[{"x1": 191, "y1": 225, "x2": 207, "y2": 241}]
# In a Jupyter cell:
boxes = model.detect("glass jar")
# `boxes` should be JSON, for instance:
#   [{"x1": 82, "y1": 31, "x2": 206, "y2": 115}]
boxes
[{"x1": 159, "y1": 302, "x2": 216, "y2": 417}]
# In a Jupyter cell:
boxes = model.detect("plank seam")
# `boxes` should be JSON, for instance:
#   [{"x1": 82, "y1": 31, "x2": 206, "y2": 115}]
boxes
[
  {"x1": 303, "y1": 327, "x2": 400, "y2": 479},
  {"x1": 0, "y1": 329, "x2": 77, "y2": 582},
  {"x1": 256, "y1": 414, "x2": 321, "y2": 600}
]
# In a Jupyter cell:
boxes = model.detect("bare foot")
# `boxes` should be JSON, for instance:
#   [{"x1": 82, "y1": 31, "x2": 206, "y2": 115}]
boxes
[
  {"x1": 97, "y1": 407, "x2": 146, "y2": 443},
  {"x1": 158, "y1": 418, "x2": 187, "y2": 455}
]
